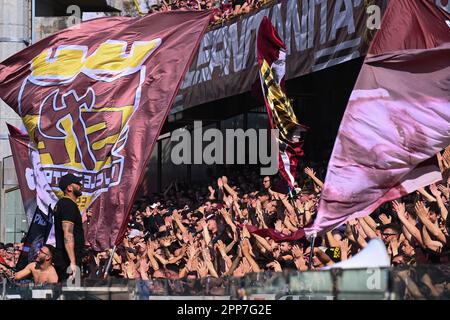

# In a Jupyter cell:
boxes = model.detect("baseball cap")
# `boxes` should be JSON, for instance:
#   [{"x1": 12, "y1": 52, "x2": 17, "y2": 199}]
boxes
[
  {"x1": 128, "y1": 229, "x2": 143, "y2": 239},
  {"x1": 59, "y1": 173, "x2": 83, "y2": 191}
]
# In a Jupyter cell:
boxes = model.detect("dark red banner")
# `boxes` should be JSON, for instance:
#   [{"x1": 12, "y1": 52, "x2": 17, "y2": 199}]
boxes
[
  {"x1": 7, "y1": 124, "x2": 42, "y2": 228},
  {"x1": 0, "y1": 11, "x2": 211, "y2": 250}
]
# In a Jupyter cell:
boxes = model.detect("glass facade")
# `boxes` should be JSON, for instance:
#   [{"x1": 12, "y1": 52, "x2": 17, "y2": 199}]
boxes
[
  {"x1": 145, "y1": 109, "x2": 268, "y2": 193},
  {"x1": 4, "y1": 189, "x2": 26, "y2": 243},
  {"x1": 1, "y1": 156, "x2": 27, "y2": 243},
  {"x1": 161, "y1": 135, "x2": 189, "y2": 188}
]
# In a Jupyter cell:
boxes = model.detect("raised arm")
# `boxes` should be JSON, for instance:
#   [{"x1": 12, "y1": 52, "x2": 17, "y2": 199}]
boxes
[
  {"x1": 358, "y1": 217, "x2": 378, "y2": 239},
  {"x1": 276, "y1": 193, "x2": 296, "y2": 216},
  {"x1": 221, "y1": 208, "x2": 237, "y2": 234},
  {"x1": 429, "y1": 184, "x2": 448, "y2": 221},
  {"x1": 393, "y1": 201, "x2": 424, "y2": 247},
  {"x1": 292, "y1": 245, "x2": 308, "y2": 271},
  {"x1": 283, "y1": 216, "x2": 298, "y2": 233},
  {"x1": 254, "y1": 199, "x2": 268, "y2": 228},
  {"x1": 146, "y1": 241, "x2": 160, "y2": 271},
  {"x1": 215, "y1": 240, "x2": 233, "y2": 272},
  {"x1": 417, "y1": 187, "x2": 437, "y2": 202},
  {"x1": 241, "y1": 238, "x2": 261, "y2": 273},
  {"x1": 167, "y1": 246, "x2": 187, "y2": 264},
  {"x1": 415, "y1": 202, "x2": 447, "y2": 244},
  {"x1": 421, "y1": 225, "x2": 444, "y2": 253},
  {"x1": 304, "y1": 167, "x2": 324, "y2": 189},
  {"x1": 207, "y1": 186, "x2": 216, "y2": 200},
  {"x1": 362, "y1": 215, "x2": 378, "y2": 231},
  {"x1": 349, "y1": 221, "x2": 367, "y2": 249},
  {"x1": 304, "y1": 200, "x2": 315, "y2": 225},
  {"x1": 325, "y1": 231, "x2": 340, "y2": 248},
  {"x1": 200, "y1": 219, "x2": 211, "y2": 246},
  {"x1": 314, "y1": 247, "x2": 334, "y2": 266},
  {"x1": 201, "y1": 248, "x2": 219, "y2": 278},
  {"x1": 221, "y1": 176, "x2": 238, "y2": 200},
  {"x1": 223, "y1": 252, "x2": 241, "y2": 277},
  {"x1": 172, "y1": 209, "x2": 188, "y2": 234},
  {"x1": 251, "y1": 232, "x2": 272, "y2": 253},
  {"x1": 232, "y1": 200, "x2": 244, "y2": 220}
]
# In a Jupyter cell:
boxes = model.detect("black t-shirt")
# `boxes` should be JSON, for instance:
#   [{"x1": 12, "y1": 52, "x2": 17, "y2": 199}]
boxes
[{"x1": 54, "y1": 197, "x2": 85, "y2": 265}]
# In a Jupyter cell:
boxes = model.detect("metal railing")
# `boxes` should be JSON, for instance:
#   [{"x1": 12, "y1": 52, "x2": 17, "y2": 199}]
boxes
[{"x1": 1, "y1": 265, "x2": 449, "y2": 300}]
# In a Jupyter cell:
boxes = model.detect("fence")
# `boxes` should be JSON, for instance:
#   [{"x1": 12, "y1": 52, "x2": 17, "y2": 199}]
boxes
[{"x1": 1, "y1": 265, "x2": 449, "y2": 300}]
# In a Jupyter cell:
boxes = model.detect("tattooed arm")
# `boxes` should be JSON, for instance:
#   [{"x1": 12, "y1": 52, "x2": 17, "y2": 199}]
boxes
[{"x1": 63, "y1": 221, "x2": 77, "y2": 276}]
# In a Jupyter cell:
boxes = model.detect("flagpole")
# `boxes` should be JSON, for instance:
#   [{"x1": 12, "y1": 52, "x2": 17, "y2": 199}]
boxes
[
  {"x1": 103, "y1": 245, "x2": 117, "y2": 279},
  {"x1": 308, "y1": 232, "x2": 316, "y2": 269},
  {"x1": 133, "y1": 0, "x2": 144, "y2": 16}
]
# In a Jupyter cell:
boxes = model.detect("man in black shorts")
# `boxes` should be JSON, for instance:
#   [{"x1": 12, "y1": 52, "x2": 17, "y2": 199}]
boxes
[{"x1": 54, "y1": 173, "x2": 85, "y2": 281}]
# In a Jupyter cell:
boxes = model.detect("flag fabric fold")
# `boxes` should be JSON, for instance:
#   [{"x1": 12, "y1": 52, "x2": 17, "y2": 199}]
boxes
[
  {"x1": 257, "y1": 16, "x2": 308, "y2": 188},
  {"x1": 0, "y1": 11, "x2": 211, "y2": 250},
  {"x1": 242, "y1": 224, "x2": 305, "y2": 243},
  {"x1": 305, "y1": 0, "x2": 450, "y2": 236}
]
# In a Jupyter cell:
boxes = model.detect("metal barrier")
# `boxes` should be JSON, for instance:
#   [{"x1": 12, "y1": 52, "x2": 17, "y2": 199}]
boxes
[{"x1": 1, "y1": 265, "x2": 449, "y2": 300}]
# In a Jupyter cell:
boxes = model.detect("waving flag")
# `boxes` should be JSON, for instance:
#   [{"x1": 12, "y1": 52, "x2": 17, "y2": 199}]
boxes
[
  {"x1": 8, "y1": 124, "x2": 57, "y2": 270},
  {"x1": 0, "y1": 11, "x2": 211, "y2": 250},
  {"x1": 257, "y1": 16, "x2": 308, "y2": 188},
  {"x1": 8, "y1": 124, "x2": 59, "y2": 228},
  {"x1": 306, "y1": 0, "x2": 450, "y2": 236}
]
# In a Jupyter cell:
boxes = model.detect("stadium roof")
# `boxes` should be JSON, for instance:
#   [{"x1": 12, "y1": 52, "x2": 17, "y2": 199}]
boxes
[{"x1": 35, "y1": 0, "x2": 121, "y2": 16}]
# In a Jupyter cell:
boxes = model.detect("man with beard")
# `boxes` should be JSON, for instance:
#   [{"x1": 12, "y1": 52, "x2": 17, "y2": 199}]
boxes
[
  {"x1": 0, "y1": 244, "x2": 58, "y2": 285},
  {"x1": 54, "y1": 174, "x2": 85, "y2": 281}
]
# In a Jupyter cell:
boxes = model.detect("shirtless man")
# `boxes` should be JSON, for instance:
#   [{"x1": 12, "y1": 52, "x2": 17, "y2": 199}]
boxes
[{"x1": 0, "y1": 244, "x2": 58, "y2": 285}]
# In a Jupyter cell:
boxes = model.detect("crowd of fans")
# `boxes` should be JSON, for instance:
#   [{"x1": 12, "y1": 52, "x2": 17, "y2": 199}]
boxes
[
  {"x1": 145, "y1": 0, "x2": 274, "y2": 25},
  {"x1": 86, "y1": 152, "x2": 446, "y2": 291},
  {"x1": 2, "y1": 155, "x2": 450, "y2": 297},
  {"x1": 1, "y1": 0, "x2": 448, "y2": 300}
]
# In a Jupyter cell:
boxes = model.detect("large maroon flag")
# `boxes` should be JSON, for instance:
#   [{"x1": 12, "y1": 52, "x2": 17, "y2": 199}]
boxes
[
  {"x1": 257, "y1": 17, "x2": 308, "y2": 188},
  {"x1": 305, "y1": 0, "x2": 450, "y2": 236},
  {"x1": 0, "y1": 11, "x2": 211, "y2": 250}
]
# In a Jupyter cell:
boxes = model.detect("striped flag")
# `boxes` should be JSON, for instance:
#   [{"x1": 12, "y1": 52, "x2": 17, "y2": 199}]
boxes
[{"x1": 257, "y1": 16, "x2": 308, "y2": 188}]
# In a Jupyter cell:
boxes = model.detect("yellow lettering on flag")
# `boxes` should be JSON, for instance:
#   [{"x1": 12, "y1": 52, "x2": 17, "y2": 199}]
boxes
[{"x1": 31, "y1": 39, "x2": 161, "y2": 78}]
